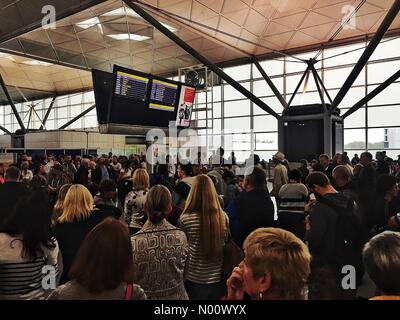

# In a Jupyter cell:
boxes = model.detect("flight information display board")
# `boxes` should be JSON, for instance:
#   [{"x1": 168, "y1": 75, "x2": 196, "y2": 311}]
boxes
[
  {"x1": 114, "y1": 70, "x2": 149, "y2": 101},
  {"x1": 106, "y1": 65, "x2": 196, "y2": 128},
  {"x1": 149, "y1": 79, "x2": 178, "y2": 112}
]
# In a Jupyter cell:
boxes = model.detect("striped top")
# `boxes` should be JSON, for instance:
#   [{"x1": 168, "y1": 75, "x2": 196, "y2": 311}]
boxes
[
  {"x1": 278, "y1": 183, "x2": 309, "y2": 213},
  {"x1": 0, "y1": 233, "x2": 60, "y2": 300},
  {"x1": 177, "y1": 212, "x2": 229, "y2": 284}
]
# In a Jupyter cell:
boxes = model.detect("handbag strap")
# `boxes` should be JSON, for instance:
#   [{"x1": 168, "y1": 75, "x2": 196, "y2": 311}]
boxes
[{"x1": 125, "y1": 283, "x2": 133, "y2": 300}]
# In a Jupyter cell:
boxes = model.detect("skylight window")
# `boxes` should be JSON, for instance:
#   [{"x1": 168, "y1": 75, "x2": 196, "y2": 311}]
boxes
[
  {"x1": 21, "y1": 60, "x2": 53, "y2": 66},
  {"x1": 160, "y1": 22, "x2": 177, "y2": 32},
  {"x1": 101, "y1": 7, "x2": 177, "y2": 32},
  {"x1": 76, "y1": 17, "x2": 103, "y2": 34},
  {"x1": 101, "y1": 7, "x2": 140, "y2": 17},
  {"x1": 0, "y1": 53, "x2": 15, "y2": 61},
  {"x1": 107, "y1": 34, "x2": 151, "y2": 41},
  {"x1": 76, "y1": 17, "x2": 100, "y2": 29}
]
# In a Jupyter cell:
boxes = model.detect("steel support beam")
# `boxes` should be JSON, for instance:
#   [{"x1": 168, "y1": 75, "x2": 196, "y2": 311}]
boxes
[
  {"x1": 59, "y1": 104, "x2": 95, "y2": 130},
  {"x1": 123, "y1": 0, "x2": 280, "y2": 119},
  {"x1": 32, "y1": 107, "x2": 46, "y2": 129},
  {"x1": 287, "y1": 65, "x2": 311, "y2": 109},
  {"x1": 0, "y1": 74, "x2": 26, "y2": 132},
  {"x1": 343, "y1": 69, "x2": 400, "y2": 118},
  {"x1": 312, "y1": 67, "x2": 333, "y2": 104},
  {"x1": 0, "y1": 0, "x2": 107, "y2": 44},
  {"x1": 27, "y1": 108, "x2": 32, "y2": 130},
  {"x1": 253, "y1": 57, "x2": 288, "y2": 110},
  {"x1": 330, "y1": 0, "x2": 400, "y2": 113},
  {"x1": 40, "y1": 96, "x2": 56, "y2": 129},
  {"x1": 0, "y1": 125, "x2": 11, "y2": 135},
  {"x1": 310, "y1": 64, "x2": 327, "y2": 112}
]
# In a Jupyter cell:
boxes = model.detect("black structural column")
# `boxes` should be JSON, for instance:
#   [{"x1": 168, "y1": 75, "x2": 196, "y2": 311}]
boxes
[
  {"x1": 343, "y1": 69, "x2": 400, "y2": 118},
  {"x1": 0, "y1": 74, "x2": 26, "y2": 133},
  {"x1": 123, "y1": 0, "x2": 280, "y2": 119},
  {"x1": 253, "y1": 57, "x2": 288, "y2": 110},
  {"x1": 40, "y1": 96, "x2": 57, "y2": 129},
  {"x1": 330, "y1": 0, "x2": 400, "y2": 113},
  {"x1": 59, "y1": 104, "x2": 96, "y2": 130}
]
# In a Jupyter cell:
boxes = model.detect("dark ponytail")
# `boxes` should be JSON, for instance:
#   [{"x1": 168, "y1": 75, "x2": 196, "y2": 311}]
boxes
[{"x1": 145, "y1": 185, "x2": 171, "y2": 225}]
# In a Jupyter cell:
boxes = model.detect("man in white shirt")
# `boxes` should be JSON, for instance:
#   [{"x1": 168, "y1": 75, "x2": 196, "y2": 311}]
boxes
[{"x1": 44, "y1": 156, "x2": 54, "y2": 174}]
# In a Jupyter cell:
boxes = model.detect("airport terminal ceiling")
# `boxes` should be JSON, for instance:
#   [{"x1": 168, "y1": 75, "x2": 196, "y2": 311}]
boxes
[{"x1": 0, "y1": 0, "x2": 400, "y2": 104}]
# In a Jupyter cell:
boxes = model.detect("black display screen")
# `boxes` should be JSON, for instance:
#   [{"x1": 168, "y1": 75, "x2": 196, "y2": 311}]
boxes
[
  {"x1": 104, "y1": 66, "x2": 181, "y2": 128},
  {"x1": 92, "y1": 69, "x2": 114, "y2": 124},
  {"x1": 114, "y1": 70, "x2": 149, "y2": 101},
  {"x1": 149, "y1": 79, "x2": 178, "y2": 112},
  {"x1": 93, "y1": 65, "x2": 195, "y2": 129},
  {"x1": 108, "y1": 66, "x2": 151, "y2": 125}
]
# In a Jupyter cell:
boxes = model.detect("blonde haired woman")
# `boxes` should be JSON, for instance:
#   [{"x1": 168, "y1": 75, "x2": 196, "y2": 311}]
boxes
[
  {"x1": 177, "y1": 174, "x2": 229, "y2": 300},
  {"x1": 54, "y1": 184, "x2": 114, "y2": 284},
  {"x1": 131, "y1": 185, "x2": 189, "y2": 299},
  {"x1": 226, "y1": 228, "x2": 311, "y2": 300},
  {"x1": 123, "y1": 168, "x2": 150, "y2": 234},
  {"x1": 52, "y1": 184, "x2": 72, "y2": 224}
]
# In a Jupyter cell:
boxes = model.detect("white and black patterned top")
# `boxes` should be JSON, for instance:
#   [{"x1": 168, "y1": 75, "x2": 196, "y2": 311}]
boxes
[
  {"x1": 123, "y1": 189, "x2": 149, "y2": 229},
  {"x1": 131, "y1": 219, "x2": 189, "y2": 300}
]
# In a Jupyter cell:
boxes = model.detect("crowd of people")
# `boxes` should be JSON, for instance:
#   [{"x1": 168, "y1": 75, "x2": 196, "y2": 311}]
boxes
[{"x1": 0, "y1": 148, "x2": 400, "y2": 300}]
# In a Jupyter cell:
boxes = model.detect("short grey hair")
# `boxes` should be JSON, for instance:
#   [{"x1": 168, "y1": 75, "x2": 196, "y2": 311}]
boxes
[{"x1": 363, "y1": 231, "x2": 400, "y2": 295}]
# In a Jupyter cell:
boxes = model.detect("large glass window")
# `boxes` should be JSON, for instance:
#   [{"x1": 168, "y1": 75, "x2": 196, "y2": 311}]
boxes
[
  {"x1": 224, "y1": 117, "x2": 251, "y2": 132},
  {"x1": 254, "y1": 97, "x2": 283, "y2": 115},
  {"x1": 342, "y1": 108, "x2": 365, "y2": 128},
  {"x1": 368, "y1": 60, "x2": 400, "y2": 84},
  {"x1": 253, "y1": 78, "x2": 284, "y2": 97},
  {"x1": 254, "y1": 115, "x2": 277, "y2": 132},
  {"x1": 224, "y1": 64, "x2": 251, "y2": 82},
  {"x1": 223, "y1": 82, "x2": 251, "y2": 101},
  {"x1": 370, "y1": 37, "x2": 400, "y2": 61},
  {"x1": 368, "y1": 106, "x2": 400, "y2": 127},
  {"x1": 344, "y1": 129, "x2": 366, "y2": 149},
  {"x1": 368, "y1": 83, "x2": 400, "y2": 106},
  {"x1": 252, "y1": 60, "x2": 284, "y2": 78},
  {"x1": 324, "y1": 43, "x2": 365, "y2": 68},
  {"x1": 255, "y1": 132, "x2": 278, "y2": 150},
  {"x1": 324, "y1": 66, "x2": 365, "y2": 89},
  {"x1": 224, "y1": 100, "x2": 250, "y2": 117}
]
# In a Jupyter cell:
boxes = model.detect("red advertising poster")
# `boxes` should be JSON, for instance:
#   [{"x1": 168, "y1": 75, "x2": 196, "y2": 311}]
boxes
[
  {"x1": 176, "y1": 85, "x2": 195, "y2": 127},
  {"x1": 183, "y1": 87, "x2": 195, "y2": 104}
]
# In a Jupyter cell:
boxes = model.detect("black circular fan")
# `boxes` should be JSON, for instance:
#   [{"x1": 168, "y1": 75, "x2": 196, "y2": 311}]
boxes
[{"x1": 185, "y1": 70, "x2": 200, "y2": 87}]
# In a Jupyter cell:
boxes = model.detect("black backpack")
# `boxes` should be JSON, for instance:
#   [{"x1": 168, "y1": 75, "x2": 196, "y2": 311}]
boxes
[{"x1": 319, "y1": 196, "x2": 365, "y2": 283}]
